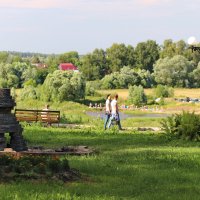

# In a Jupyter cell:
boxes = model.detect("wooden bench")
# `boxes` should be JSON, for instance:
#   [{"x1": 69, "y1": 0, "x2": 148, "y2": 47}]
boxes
[{"x1": 15, "y1": 109, "x2": 60, "y2": 125}]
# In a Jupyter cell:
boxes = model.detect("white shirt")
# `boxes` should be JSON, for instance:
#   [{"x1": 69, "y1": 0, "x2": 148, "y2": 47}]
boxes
[
  {"x1": 105, "y1": 99, "x2": 111, "y2": 112},
  {"x1": 111, "y1": 99, "x2": 117, "y2": 114}
]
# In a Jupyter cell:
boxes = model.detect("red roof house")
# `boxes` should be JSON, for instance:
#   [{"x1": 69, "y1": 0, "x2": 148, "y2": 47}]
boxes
[{"x1": 59, "y1": 63, "x2": 79, "y2": 71}]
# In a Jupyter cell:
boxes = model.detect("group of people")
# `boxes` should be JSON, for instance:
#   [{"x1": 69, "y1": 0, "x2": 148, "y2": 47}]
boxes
[
  {"x1": 89, "y1": 102, "x2": 102, "y2": 109},
  {"x1": 104, "y1": 94, "x2": 122, "y2": 130}
]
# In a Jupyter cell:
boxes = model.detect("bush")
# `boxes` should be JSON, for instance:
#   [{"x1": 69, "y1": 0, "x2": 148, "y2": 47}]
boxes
[
  {"x1": 161, "y1": 111, "x2": 200, "y2": 141},
  {"x1": 0, "y1": 155, "x2": 71, "y2": 181},
  {"x1": 85, "y1": 81, "x2": 96, "y2": 96},
  {"x1": 154, "y1": 85, "x2": 174, "y2": 98},
  {"x1": 41, "y1": 70, "x2": 86, "y2": 102},
  {"x1": 20, "y1": 86, "x2": 38, "y2": 100},
  {"x1": 128, "y1": 85, "x2": 147, "y2": 106}
]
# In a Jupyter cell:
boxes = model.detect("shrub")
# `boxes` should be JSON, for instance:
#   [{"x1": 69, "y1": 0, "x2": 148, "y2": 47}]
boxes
[
  {"x1": 0, "y1": 155, "x2": 71, "y2": 181},
  {"x1": 41, "y1": 70, "x2": 86, "y2": 102},
  {"x1": 128, "y1": 85, "x2": 147, "y2": 106},
  {"x1": 20, "y1": 86, "x2": 38, "y2": 100},
  {"x1": 154, "y1": 85, "x2": 174, "y2": 98},
  {"x1": 85, "y1": 81, "x2": 96, "y2": 96},
  {"x1": 161, "y1": 111, "x2": 200, "y2": 141}
]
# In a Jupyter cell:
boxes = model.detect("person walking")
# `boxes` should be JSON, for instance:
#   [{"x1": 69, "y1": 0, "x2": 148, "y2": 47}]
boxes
[
  {"x1": 108, "y1": 94, "x2": 122, "y2": 130},
  {"x1": 104, "y1": 94, "x2": 111, "y2": 130}
]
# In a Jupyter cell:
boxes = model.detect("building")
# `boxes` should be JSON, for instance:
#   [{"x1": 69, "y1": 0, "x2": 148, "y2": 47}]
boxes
[{"x1": 58, "y1": 63, "x2": 79, "y2": 72}]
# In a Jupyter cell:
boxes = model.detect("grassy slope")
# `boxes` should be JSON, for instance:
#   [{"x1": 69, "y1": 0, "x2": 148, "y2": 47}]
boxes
[{"x1": 1, "y1": 127, "x2": 200, "y2": 200}]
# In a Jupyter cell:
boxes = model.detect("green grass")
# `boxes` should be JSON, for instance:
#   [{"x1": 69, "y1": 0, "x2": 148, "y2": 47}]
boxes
[
  {"x1": 1, "y1": 127, "x2": 200, "y2": 200},
  {"x1": 122, "y1": 117, "x2": 162, "y2": 127}
]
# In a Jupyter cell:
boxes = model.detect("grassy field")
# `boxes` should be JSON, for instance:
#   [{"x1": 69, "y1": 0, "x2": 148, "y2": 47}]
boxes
[
  {"x1": 15, "y1": 99, "x2": 164, "y2": 128},
  {"x1": 1, "y1": 91, "x2": 200, "y2": 199},
  {"x1": 0, "y1": 127, "x2": 200, "y2": 199},
  {"x1": 98, "y1": 88, "x2": 200, "y2": 99},
  {"x1": 98, "y1": 88, "x2": 200, "y2": 114}
]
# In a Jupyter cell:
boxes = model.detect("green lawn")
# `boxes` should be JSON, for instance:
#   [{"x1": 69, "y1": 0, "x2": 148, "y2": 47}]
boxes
[{"x1": 1, "y1": 126, "x2": 200, "y2": 200}]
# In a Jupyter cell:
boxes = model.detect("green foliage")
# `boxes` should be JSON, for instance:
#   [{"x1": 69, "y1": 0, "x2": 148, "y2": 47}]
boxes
[
  {"x1": 41, "y1": 70, "x2": 86, "y2": 102},
  {"x1": 154, "y1": 85, "x2": 174, "y2": 98},
  {"x1": 160, "y1": 39, "x2": 200, "y2": 66},
  {"x1": 0, "y1": 63, "x2": 20, "y2": 88},
  {"x1": 85, "y1": 81, "x2": 96, "y2": 96},
  {"x1": 134, "y1": 40, "x2": 160, "y2": 72},
  {"x1": 128, "y1": 85, "x2": 147, "y2": 106},
  {"x1": 153, "y1": 55, "x2": 194, "y2": 87},
  {"x1": 106, "y1": 43, "x2": 134, "y2": 73},
  {"x1": 58, "y1": 51, "x2": 79, "y2": 66},
  {"x1": 79, "y1": 49, "x2": 107, "y2": 81},
  {"x1": 31, "y1": 56, "x2": 40, "y2": 63},
  {"x1": 191, "y1": 62, "x2": 200, "y2": 87},
  {"x1": 0, "y1": 52, "x2": 9, "y2": 63},
  {"x1": 23, "y1": 79, "x2": 37, "y2": 87},
  {"x1": 161, "y1": 111, "x2": 200, "y2": 141},
  {"x1": 20, "y1": 86, "x2": 38, "y2": 100},
  {"x1": 0, "y1": 155, "x2": 70, "y2": 180},
  {"x1": 0, "y1": 62, "x2": 44, "y2": 88},
  {"x1": 100, "y1": 66, "x2": 153, "y2": 89}
]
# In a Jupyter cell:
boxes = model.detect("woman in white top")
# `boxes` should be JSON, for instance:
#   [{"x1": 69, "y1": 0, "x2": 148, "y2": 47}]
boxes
[{"x1": 104, "y1": 94, "x2": 111, "y2": 130}]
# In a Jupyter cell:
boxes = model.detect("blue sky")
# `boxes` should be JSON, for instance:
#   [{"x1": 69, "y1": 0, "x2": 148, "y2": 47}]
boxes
[{"x1": 0, "y1": 0, "x2": 199, "y2": 54}]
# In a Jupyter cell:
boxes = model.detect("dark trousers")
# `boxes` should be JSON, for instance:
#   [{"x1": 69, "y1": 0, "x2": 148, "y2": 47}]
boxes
[{"x1": 104, "y1": 114, "x2": 111, "y2": 129}]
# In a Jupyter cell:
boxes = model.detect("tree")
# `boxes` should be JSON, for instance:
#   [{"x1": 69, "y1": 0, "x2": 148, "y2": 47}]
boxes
[
  {"x1": 136, "y1": 69, "x2": 154, "y2": 88},
  {"x1": 0, "y1": 52, "x2": 9, "y2": 63},
  {"x1": 175, "y1": 40, "x2": 187, "y2": 55},
  {"x1": 128, "y1": 85, "x2": 147, "y2": 106},
  {"x1": 160, "y1": 39, "x2": 176, "y2": 58},
  {"x1": 79, "y1": 49, "x2": 107, "y2": 80},
  {"x1": 22, "y1": 67, "x2": 37, "y2": 84},
  {"x1": 0, "y1": 63, "x2": 20, "y2": 88},
  {"x1": 154, "y1": 85, "x2": 174, "y2": 98},
  {"x1": 134, "y1": 40, "x2": 160, "y2": 72},
  {"x1": 100, "y1": 66, "x2": 154, "y2": 89},
  {"x1": 41, "y1": 70, "x2": 85, "y2": 102},
  {"x1": 31, "y1": 56, "x2": 40, "y2": 63},
  {"x1": 101, "y1": 73, "x2": 119, "y2": 89},
  {"x1": 153, "y1": 55, "x2": 194, "y2": 87},
  {"x1": 58, "y1": 51, "x2": 79, "y2": 66},
  {"x1": 11, "y1": 62, "x2": 30, "y2": 87},
  {"x1": 160, "y1": 39, "x2": 200, "y2": 66},
  {"x1": 100, "y1": 67, "x2": 141, "y2": 89},
  {"x1": 184, "y1": 44, "x2": 200, "y2": 66},
  {"x1": 106, "y1": 43, "x2": 131, "y2": 73},
  {"x1": 191, "y1": 62, "x2": 200, "y2": 87},
  {"x1": 118, "y1": 67, "x2": 140, "y2": 88},
  {"x1": 45, "y1": 55, "x2": 60, "y2": 73}
]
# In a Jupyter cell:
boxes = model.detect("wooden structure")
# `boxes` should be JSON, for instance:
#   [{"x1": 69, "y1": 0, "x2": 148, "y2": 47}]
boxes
[
  {"x1": 15, "y1": 109, "x2": 60, "y2": 125},
  {"x1": 0, "y1": 89, "x2": 27, "y2": 152}
]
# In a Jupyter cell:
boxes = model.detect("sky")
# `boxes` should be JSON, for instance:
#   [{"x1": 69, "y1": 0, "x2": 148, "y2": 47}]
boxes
[{"x1": 0, "y1": 0, "x2": 199, "y2": 54}]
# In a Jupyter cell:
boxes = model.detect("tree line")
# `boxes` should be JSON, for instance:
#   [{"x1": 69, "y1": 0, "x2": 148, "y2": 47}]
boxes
[{"x1": 0, "y1": 39, "x2": 200, "y2": 92}]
